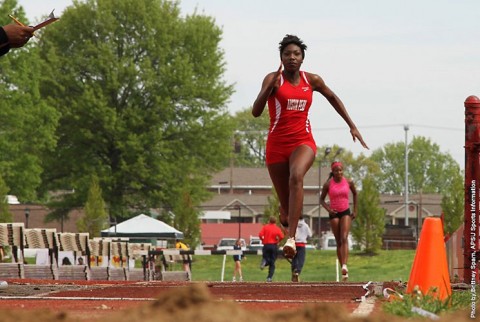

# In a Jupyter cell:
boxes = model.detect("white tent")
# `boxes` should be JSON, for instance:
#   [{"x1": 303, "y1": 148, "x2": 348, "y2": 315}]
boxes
[{"x1": 101, "y1": 214, "x2": 184, "y2": 239}]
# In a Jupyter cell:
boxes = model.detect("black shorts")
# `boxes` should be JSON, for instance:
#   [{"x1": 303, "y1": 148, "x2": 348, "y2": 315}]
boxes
[{"x1": 329, "y1": 208, "x2": 351, "y2": 220}]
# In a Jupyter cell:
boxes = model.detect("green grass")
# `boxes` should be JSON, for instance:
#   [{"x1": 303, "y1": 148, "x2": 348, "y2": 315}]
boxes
[
  {"x1": 383, "y1": 286, "x2": 479, "y2": 318},
  {"x1": 188, "y1": 249, "x2": 416, "y2": 282}
]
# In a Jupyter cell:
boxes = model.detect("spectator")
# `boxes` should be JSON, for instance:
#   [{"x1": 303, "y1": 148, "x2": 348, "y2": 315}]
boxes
[
  {"x1": 62, "y1": 257, "x2": 72, "y2": 266},
  {"x1": 232, "y1": 239, "x2": 244, "y2": 282},
  {"x1": 259, "y1": 216, "x2": 284, "y2": 282},
  {"x1": 175, "y1": 239, "x2": 192, "y2": 278},
  {"x1": 291, "y1": 215, "x2": 312, "y2": 282}
]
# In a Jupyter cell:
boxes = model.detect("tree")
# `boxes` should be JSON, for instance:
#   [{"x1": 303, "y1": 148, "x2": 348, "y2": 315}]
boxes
[
  {"x1": 34, "y1": 0, "x2": 233, "y2": 219},
  {"x1": 352, "y1": 176, "x2": 385, "y2": 254},
  {"x1": 441, "y1": 170, "x2": 464, "y2": 236},
  {"x1": 231, "y1": 108, "x2": 269, "y2": 167},
  {"x1": 77, "y1": 175, "x2": 108, "y2": 237},
  {"x1": 172, "y1": 188, "x2": 201, "y2": 249},
  {"x1": 370, "y1": 136, "x2": 463, "y2": 232},
  {"x1": 0, "y1": 174, "x2": 12, "y2": 222},
  {"x1": 370, "y1": 136, "x2": 460, "y2": 194},
  {"x1": 0, "y1": 1, "x2": 60, "y2": 202},
  {"x1": 263, "y1": 188, "x2": 280, "y2": 224}
]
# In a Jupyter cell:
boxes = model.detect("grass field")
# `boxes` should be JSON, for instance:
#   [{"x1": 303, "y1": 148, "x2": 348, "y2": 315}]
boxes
[{"x1": 189, "y1": 249, "x2": 416, "y2": 283}]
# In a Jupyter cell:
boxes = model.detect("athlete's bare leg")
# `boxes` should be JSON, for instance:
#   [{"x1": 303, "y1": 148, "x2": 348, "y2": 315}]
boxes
[
  {"x1": 286, "y1": 145, "x2": 315, "y2": 237},
  {"x1": 267, "y1": 145, "x2": 315, "y2": 238}
]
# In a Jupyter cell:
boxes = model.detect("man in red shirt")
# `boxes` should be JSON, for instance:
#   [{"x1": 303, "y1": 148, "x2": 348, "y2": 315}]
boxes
[{"x1": 259, "y1": 216, "x2": 284, "y2": 282}]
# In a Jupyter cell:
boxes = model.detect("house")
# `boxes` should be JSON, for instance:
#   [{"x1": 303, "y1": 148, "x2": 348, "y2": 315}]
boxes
[{"x1": 201, "y1": 166, "x2": 442, "y2": 243}]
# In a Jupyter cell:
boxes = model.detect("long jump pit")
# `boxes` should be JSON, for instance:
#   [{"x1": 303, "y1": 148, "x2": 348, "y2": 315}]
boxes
[{"x1": 0, "y1": 278, "x2": 471, "y2": 322}]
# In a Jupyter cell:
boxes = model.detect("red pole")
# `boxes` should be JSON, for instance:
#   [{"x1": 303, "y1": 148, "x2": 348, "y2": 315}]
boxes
[{"x1": 464, "y1": 95, "x2": 480, "y2": 284}]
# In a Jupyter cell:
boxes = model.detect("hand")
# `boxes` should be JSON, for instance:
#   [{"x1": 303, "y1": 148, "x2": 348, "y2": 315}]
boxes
[
  {"x1": 328, "y1": 209, "x2": 337, "y2": 216},
  {"x1": 267, "y1": 62, "x2": 283, "y2": 90},
  {"x1": 351, "y1": 212, "x2": 357, "y2": 220},
  {"x1": 3, "y1": 24, "x2": 34, "y2": 48},
  {"x1": 350, "y1": 127, "x2": 369, "y2": 149}
]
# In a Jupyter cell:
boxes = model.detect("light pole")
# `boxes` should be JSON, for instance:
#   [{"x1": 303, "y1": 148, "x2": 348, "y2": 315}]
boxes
[
  {"x1": 236, "y1": 205, "x2": 242, "y2": 239},
  {"x1": 404, "y1": 125, "x2": 409, "y2": 226},
  {"x1": 318, "y1": 147, "x2": 331, "y2": 248}
]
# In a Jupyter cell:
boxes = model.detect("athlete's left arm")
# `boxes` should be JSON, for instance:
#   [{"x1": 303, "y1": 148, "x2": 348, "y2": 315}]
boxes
[
  {"x1": 348, "y1": 178, "x2": 358, "y2": 219},
  {"x1": 307, "y1": 73, "x2": 369, "y2": 149}
]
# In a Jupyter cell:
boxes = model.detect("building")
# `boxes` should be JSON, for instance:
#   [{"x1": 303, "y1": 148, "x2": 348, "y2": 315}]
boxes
[
  {"x1": 202, "y1": 167, "x2": 442, "y2": 246},
  {"x1": 6, "y1": 167, "x2": 442, "y2": 246}
]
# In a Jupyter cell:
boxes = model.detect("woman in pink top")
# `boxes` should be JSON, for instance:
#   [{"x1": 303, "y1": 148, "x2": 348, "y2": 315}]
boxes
[{"x1": 320, "y1": 161, "x2": 358, "y2": 281}]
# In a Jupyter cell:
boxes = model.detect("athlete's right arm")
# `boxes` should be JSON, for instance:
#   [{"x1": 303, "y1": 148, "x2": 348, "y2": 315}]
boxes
[{"x1": 252, "y1": 63, "x2": 282, "y2": 117}]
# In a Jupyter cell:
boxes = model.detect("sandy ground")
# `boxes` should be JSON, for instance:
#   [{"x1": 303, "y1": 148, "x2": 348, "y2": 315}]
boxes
[{"x1": 0, "y1": 279, "x2": 477, "y2": 322}]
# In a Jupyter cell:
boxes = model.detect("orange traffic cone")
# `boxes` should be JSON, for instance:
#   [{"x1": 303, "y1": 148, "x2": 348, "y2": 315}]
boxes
[{"x1": 406, "y1": 217, "x2": 452, "y2": 300}]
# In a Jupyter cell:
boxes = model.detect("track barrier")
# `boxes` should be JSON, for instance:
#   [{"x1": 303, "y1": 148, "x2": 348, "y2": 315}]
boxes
[{"x1": 406, "y1": 217, "x2": 452, "y2": 300}]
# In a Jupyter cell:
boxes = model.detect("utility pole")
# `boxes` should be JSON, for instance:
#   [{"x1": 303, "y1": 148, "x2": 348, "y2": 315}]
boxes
[
  {"x1": 317, "y1": 147, "x2": 331, "y2": 247},
  {"x1": 404, "y1": 125, "x2": 409, "y2": 226}
]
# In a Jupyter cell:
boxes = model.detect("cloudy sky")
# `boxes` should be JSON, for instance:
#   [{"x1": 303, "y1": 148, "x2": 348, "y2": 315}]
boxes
[{"x1": 16, "y1": 0, "x2": 480, "y2": 168}]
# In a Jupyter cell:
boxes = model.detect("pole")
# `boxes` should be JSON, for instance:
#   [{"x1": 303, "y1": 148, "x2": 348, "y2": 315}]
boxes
[
  {"x1": 24, "y1": 208, "x2": 30, "y2": 228},
  {"x1": 318, "y1": 147, "x2": 331, "y2": 248},
  {"x1": 238, "y1": 206, "x2": 241, "y2": 239},
  {"x1": 404, "y1": 125, "x2": 409, "y2": 226},
  {"x1": 464, "y1": 95, "x2": 480, "y2": 284}
]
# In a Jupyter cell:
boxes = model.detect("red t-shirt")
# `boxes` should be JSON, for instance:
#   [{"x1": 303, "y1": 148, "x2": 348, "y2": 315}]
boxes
[{"x1": 259, "y1": 223, "x2": 284, "y2": 244}]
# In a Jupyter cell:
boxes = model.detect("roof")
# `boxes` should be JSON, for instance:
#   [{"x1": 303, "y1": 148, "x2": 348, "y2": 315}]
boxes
[
  {"x1": 210, "y1": 166, "x2": 325, "y2": 189},
  {"x1": 101, "y1": 214, "x2": 184, "y2": 239}
]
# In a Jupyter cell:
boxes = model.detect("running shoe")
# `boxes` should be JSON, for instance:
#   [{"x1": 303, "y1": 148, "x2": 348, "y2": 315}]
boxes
[
  {"x1": 266, "y1": 277, "x2": 272, "y2": 282},
  {"x1": 291, "y1": 272, "x2": 299, "y2": 283},
  {"x1": 260, "y1": 259, "x2": 267, "y2": 270},
  {"x1": 283, "y1": 237, "x2": 296, "y2": 259}
]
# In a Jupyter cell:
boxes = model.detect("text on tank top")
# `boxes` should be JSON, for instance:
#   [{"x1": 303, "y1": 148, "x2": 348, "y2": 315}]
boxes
[{"x1": 267, "y1": 71, "x2": 313, "y2": 140}]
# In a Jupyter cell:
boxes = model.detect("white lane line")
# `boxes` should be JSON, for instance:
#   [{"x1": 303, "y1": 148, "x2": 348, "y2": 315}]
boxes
[
  {"x1": 350, "y1": 296, "x2": 376, "y2": 317},
  {"x1": 0, "y1": 296, "x2": 154, "y2": 301}
]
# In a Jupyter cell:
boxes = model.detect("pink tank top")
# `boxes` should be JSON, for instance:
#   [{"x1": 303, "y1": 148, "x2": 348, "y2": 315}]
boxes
[{"x1": 328, "y1": 177, "x2": 350, "y2": 212}]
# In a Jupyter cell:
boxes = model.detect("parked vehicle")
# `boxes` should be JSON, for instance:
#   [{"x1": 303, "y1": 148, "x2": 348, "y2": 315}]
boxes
[
  {"x1": 248, "y1": 236, "x2": 263, "y2": 251},
  {"x1": 216, "y1": 238, "x2": 247, "y2": 251},
  {"x1": 320, "y1": 232, "x2": 353, "y2": 250}
]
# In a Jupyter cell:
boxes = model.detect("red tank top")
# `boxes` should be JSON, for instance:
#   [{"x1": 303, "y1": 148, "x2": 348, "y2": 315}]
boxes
[
  {"x1": 267, "y1": 71, "x2": 313, "y2": 143},
  {"x1": 328, "y1": 177, "x2": 350, "y2": 212}
]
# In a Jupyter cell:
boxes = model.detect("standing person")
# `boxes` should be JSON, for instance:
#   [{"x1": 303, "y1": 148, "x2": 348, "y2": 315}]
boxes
[
  {"x1": 252, "y1": 34, "x2": 368, "y2": 259},
  {"x1": 0, "y1": 23, "x2": 34, "y2": 56},
  {"x1": 232, "y1": 239, "x2": 244, "y2": 282},
  {"x1": 259, "y1": 216, "x2": 284, "y2": 282},
  {"x1": 291, "y1": 215, "x2": 312, "y2": 282},
  {"x1": 175, "y1": 239, "x2": 192, "y2": 279},
  {"x1": 320, "y1": 161, "x2": 358, "y2": 281}
]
